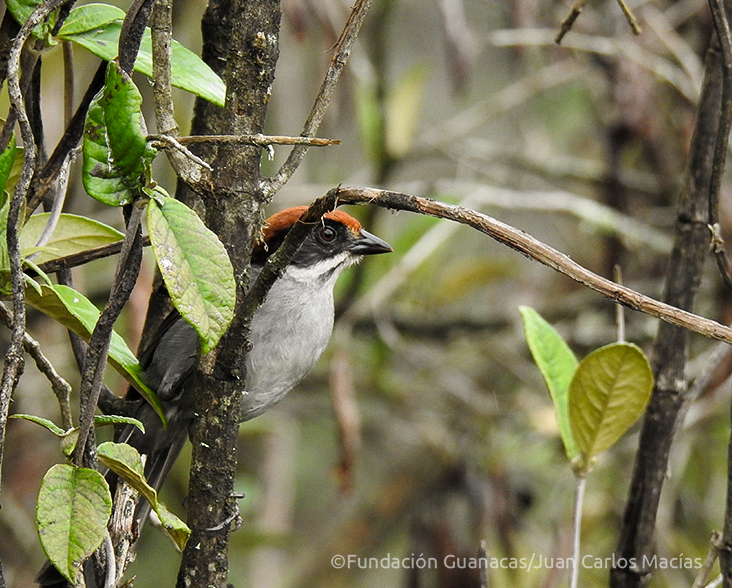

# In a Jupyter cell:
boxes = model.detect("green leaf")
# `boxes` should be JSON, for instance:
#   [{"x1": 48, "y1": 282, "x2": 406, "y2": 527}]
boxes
[
  {"x1": 24, "y1": 283, "x2": 165, "y2": 423},
  {"x1": 94, "y1": 414, "x2": 145, "y2": 433},
  {"x1": 519, "y1": 306, "x2": 580, "y2": 460},
  {"x1": 36, "y1": 464, "x2": 112, "y2": 583},
  {"x1": 58, "y1": 417, "x2": 145, "y2": 457},
  {"x1": 19, "y1": 213, "x2": 124, "y2": 265},
  {"x1": 6, "y1": 0, "x2": 54, "y2": 38},
  {"x1": 55, "y1": 3, "x2": 125, "y2": 35},
  {"x1": 60, "y1": 429, "x2": 80, "y2": 458},
  {"x1": 83, "y1": 61, "x2": 157, "y2": 206},
  {"x1": 11, "y1": 413, "x2": 65, "y2": 436},
  {"x1": 97, "y1": 441, "x2": 146, "y2": 482},
  {"x1": 147, "y1": 196, "x2": 235, "y2": 353},
  {"x1": 0, "y1": 132, "x2": 18, "y2": 197},
  {"x1": 155, "y1": 501, "x2": 190, "y2": 550},
  {"x1": 98, "y1": 442, "x2": 190, "y2": 550},
  {"x1": 568, "y1": 342, "x2": 653, "y2": 472},
  {"x1": 58, "y1": 5, "x2": 226, "y2": 107}
]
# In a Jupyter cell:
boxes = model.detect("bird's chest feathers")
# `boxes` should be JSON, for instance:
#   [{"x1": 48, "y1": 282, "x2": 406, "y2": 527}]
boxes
[{"x1": 246, "y1": 271, "x2": 336, "y2": 396}]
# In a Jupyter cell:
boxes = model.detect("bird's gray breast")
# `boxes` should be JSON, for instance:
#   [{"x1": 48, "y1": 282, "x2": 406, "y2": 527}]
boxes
[{"x1": 241, "y1": 273, "x2": 335, "y2": 420}]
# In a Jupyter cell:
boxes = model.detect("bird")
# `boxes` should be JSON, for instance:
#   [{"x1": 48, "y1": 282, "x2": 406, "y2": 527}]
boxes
[
  {"x1": 36, "y1": 206, "x2": 392, "y2": 587},
  {"x1": 127, "y1": 205, "x2": 392, "y2": 490}
]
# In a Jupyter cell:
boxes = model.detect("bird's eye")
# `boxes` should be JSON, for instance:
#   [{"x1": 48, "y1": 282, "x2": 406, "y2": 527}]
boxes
[{"x1": 319, "y1": 226, "x2": 337, "y2": 243}]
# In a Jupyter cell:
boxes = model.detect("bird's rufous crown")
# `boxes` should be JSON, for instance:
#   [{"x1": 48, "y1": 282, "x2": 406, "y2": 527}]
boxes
[{"x1": 261, "y1": 206, "x2": 363, "y2": 244}]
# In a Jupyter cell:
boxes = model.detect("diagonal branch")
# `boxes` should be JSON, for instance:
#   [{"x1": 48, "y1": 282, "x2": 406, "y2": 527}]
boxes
[{"x1": 333, "y1": 186, "x2": 732, "y2": 344}]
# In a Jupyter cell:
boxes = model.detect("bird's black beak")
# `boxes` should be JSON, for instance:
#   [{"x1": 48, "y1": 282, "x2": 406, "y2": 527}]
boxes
[{"x1": 349, "y1": 229, "x2": 393, "y2": 255}]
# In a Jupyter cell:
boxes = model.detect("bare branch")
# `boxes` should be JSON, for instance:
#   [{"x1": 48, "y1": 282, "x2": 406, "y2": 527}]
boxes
[
  {"x1": 555, "y1": 0, "x2": 640, "y2": 45},
  {"x1": 555, "y1": 0, "x2": 587, "y2": 45},
  {"x1": 176, "y1": 133, "x2": 340, "y2": 147},
  {"x1": 334, "y1": 186, "x2": 732, "y2": 345}
]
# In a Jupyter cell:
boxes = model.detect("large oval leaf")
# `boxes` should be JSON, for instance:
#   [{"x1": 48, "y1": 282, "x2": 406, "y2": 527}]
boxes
[
  {"x1": 19, "y1": 213, "x2": 124, "y2": 264},
  {"x1": 98, "y1": 442, "x2": 190, "y2": 550},
  {"x1": 147, "y1": 196, "x2": 235, "y2": 353},
  {"x1": 36, "y1": 464, "x2": 112, "y2": 583},
  {"x1": 568, "y1": 342, "x2": 653, "y2": 469},
  {"x1": 520, "y1": 306, "x2": 580, "y2": 460},
  {"x1": 58, "y1": 4, "x2": 225, "y2": 107},
  {"x1": 82, "y1": 61, "x2": 157, "y2": 206}
]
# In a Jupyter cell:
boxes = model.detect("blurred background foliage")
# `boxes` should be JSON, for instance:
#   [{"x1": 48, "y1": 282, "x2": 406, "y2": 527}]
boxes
[{"x1": 2, "y1": 0, "x2": 731, "y2": 586}]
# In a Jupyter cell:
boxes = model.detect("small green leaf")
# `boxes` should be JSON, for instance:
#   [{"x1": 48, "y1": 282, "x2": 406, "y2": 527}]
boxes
[
  {"x1": 58, "y1": 5, "x2": 225, "y2": 106},
  {"x1": 520, "y1": 306, "x2": 580, "y2": 460},
  {"x1": 36, "y1": 464, "x2": 112, "y2": 583},
  {"x1": 82, "y1": 61, "x2": 157, "y2": 206},
  {"x1": 155, "y1": 501, "x2": 190, "y2": 551},
  {"x1": 147, "y1": 196, "x2": 235, "y2": 353},
  {"x1": 60, "y1": 429, "x2": 79, "y2": 458},
  {"x1": 24, "y1": 283, "x2": 165, "y2": 423},
  {"x1": 55, "y1": 3, "x2": 125, "y2": 35},
  {"x1": 98, "y1": 442, "x2": 190, "y2": 550},
  {"x1": 569, "y1": 342, "x2": 653, "y2": 471},
  {"x1": 97, "y1": 441, "x2": 146, "y2": 481},
  {"x1": 11, "y1": 413, "x2": 65, "y2": 436},
  {"x1": 19, "y1": 213, "x2": 124, "y2": 264},
  {"x1": 94, "y1": 414, "x2": 145, "y2": 433},
  {"x1": 0, "y1": 132, "x2": 18, "y2": 197}
]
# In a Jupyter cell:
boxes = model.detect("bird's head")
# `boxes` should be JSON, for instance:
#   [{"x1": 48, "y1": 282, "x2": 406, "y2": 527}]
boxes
[{"x1": 252, "y1": 206, "x2": 392, "y2": 280}]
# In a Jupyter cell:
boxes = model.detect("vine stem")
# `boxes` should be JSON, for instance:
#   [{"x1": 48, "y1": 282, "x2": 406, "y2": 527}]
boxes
[{"x1": 570, "y1": 476, "x2": 587, "y2": 588}]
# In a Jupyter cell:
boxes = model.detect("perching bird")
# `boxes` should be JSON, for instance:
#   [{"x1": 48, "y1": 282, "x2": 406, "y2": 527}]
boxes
[
  {"x1": 36, "y1": 206, "x2": 392, "y2": 587},
  {"x1": 128, "y1": 206, "x2": 392, "y2": 490}
]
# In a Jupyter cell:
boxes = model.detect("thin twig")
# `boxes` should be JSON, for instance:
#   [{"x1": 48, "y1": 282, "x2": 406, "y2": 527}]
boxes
[
  {"x1": 73, "y1": 203, "x2": 145, "y2": 467},
  {"x1": 25, "y1": 61, "x2": 106, "y2": 218},
  {"x1": 29, "y1": 235, "x2": 152, "y2": 276},
  {"x1": 491, "y1": 29, "x2": 698, "y2": 102},
  {"x1": 62, "y1": 41, "x2": 74, "y2": 127},
  {"x1": 103, "y1": 531, "x2": 116, "y2": 588},
  {"x1": 2, "y1": 0, "x2": 72, "y2": 496},
  {"x1": 334, "y1": 186, "x2": 732, "y2": 345},
  {"x1": 27, "y1": 148, "x2": 77, "y2": 261},
  {"x1": 265, "y1": 0, "x2": 371, "y2": 196},
  {"x1": 616, "y1": 0, "x2": 642, "y2": 35},
  {"x1": 692, "y1": 531, "x2": 722, "y2": 588},
  {"x1": 555, "y1": 0, "x2": 641, "y2": 44},
  {"x1": 556, "y1": 0, "x2": 587, "y2": 45},
  {"x1": 118, "y1": 0, "x2": 153, "y2": 75},
  {"x1": 707, "y1": 0, "x2": 732, "y2": 292},
  {"x1": 614, "y1": 266, "x2": 626, "y2": 343},
  {"x1": 146, "y1": 135, "x2": 212, "y2": 171},
  {"x1": 149, "y1": 0, "x2": 211, "y2": 189},
  {"x1": 177, "y1": 133, "x2": 340, "y2": 147},
  {"x1": 569, "y1": 476, "x2": 587, "y2": 588}
]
